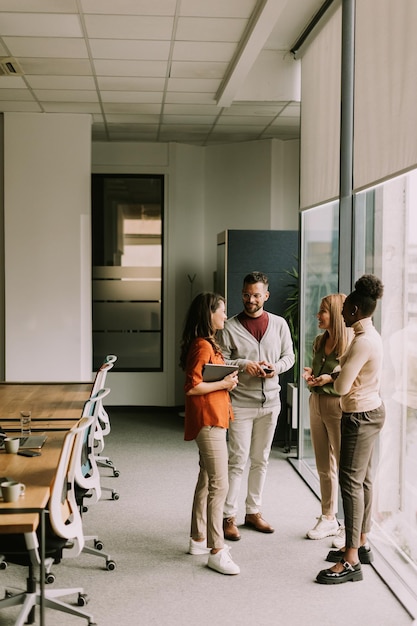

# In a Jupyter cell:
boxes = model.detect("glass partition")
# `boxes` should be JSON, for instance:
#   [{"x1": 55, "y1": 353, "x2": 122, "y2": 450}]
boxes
[
  {"x1": 298, "y1": 201, "x2": 339, "y2": 474},
  {"x1": 92, "y1": 174, "x2": 164, "y2": 371}
]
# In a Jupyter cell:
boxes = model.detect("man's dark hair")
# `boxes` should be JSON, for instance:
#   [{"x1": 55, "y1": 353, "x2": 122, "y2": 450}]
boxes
[{"x1": 242, "y1": 271, "x2": 269, "y2": 288}]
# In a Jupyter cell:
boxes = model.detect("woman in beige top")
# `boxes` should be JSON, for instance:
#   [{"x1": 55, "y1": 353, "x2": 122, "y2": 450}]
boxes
[{"x1": 316, "y1": 275, "x2": 384, "y2": 585}]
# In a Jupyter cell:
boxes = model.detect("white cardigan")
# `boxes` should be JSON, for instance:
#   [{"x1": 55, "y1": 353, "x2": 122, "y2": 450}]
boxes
[{"x1": 218, "y1": 312, "x2": 294, "y2": 409}]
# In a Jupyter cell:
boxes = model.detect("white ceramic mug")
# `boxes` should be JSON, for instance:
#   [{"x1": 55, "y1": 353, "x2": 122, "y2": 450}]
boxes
[
  {"x1": 4, "y1": 437, "x2": 20, "y2": 454},
  {"x1": 1, "y1": 480, "x2": 26, "y2": 503}
]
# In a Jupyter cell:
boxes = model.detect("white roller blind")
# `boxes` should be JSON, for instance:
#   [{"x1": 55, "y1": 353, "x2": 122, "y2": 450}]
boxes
[
  {"x1": 300, "y1": 4, "x2": 342, "y2": 210},
  {"x1": 354, "y1": 0, "x2": 417, "y2": 190}
]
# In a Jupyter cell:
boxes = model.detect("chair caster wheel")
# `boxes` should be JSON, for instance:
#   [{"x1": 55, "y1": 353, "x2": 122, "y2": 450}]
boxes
[
  {"x1": 113, "y1": 469, "x2": 120, "y2": 477},
  {"x1": 0, "y1": 561, "x2": 7, "y2": 570},
  {"x1": 106, "y1": 559, "x2": 116, "y2": 571},
  {"x1": 94, "y1": 540, "x2": 104, "y2": 551},
  {"x1": 45, "y1": 573, "x2": 55, "y2": 584},
  {"x1": 77, "y1": 593, "x2": 88, "y2": 606},
  {"x1": 112, "y1": 491, "x2": 120, "y2": 500},
  {"x1": 106, "y1": 460, "x2": 114, "y2": 468}
]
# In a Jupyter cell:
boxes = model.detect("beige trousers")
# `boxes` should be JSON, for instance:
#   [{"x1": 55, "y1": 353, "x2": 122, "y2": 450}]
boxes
[
  {"x1": 309, "y1": 393, "x2": 342, "y2": 517},
  {"x1": 191, "y1": 426, "x2": 228, "y2": 549}
]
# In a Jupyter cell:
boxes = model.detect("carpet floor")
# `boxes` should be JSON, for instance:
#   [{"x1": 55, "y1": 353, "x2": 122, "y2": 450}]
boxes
[{"x1": 0, "y1": 408, "x2": 413, "y2": 626}]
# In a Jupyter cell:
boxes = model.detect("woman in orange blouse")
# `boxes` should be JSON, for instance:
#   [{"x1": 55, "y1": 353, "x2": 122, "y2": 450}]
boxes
[{"x1": 180, "y1": 292, "x2": 240, "y2": 575}]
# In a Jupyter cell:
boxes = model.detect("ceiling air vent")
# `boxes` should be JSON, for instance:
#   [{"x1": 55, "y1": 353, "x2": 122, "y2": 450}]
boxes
[{"x1": 0, "y1": 57, "x2": 24, "y2": 76}]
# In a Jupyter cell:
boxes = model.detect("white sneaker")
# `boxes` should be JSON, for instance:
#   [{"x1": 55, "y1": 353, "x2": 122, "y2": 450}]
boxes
[
  {"x1": 332, "y1": 526, "x2": 346, "y2": 549},
  {"x1": 188, "y1": 538, "x2": 210, "y2": 555},
  {"x1": 306, "y1": 515, "x2": 339, "y2": 540},
  {"x1": 207, "y1": 546, "x2": 240, "y2": 575}
]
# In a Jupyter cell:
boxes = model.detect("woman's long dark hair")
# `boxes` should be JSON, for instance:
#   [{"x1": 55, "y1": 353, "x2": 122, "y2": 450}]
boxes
[{"x1": 179, "y1": 292, "x2": 225, "y2": 370}]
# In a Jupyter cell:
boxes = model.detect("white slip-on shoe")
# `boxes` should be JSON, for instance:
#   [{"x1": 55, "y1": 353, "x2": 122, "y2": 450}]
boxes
[
  {"x1": 207, "y1": 546, "x2": 240, "y2": 575},
  {"x1": 332, "y1": 526, "x2": 346, "y2": 549},
  {"x1": 188, "y1": 538, "x2": 210, "y2": 555},
  {"x1": 306, "y1": 515, "x2": 339, "y2": 540}
]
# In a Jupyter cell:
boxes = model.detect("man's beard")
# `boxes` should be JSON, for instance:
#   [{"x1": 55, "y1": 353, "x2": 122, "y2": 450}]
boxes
[{"x1": 244, "y1": 302, "x2": 262, "y2": 315}]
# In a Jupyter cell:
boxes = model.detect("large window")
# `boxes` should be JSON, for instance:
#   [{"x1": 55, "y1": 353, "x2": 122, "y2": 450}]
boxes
[
  {"x1": 92, "y1": 174, "x2": 163, "y2": 371},
  {"x1": 297, "y1": 171, "x2": 417, "y2": 614},
  {"x1": 356, "y1": 172, "x2": 417, "y2": 609}
]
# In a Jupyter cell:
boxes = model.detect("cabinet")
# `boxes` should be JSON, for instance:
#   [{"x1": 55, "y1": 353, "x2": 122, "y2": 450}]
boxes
[{"x1": 216, "y1": 229, "x2": 298, "y2": 446}]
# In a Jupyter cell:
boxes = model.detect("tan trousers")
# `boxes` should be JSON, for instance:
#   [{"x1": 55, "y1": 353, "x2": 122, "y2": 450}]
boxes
[
  {"x1": 309, "y1": 393, "x2": 342, "y2": 517},
  {"x1": 191, "y1": 426, "x2": 228, "y2": 549}
]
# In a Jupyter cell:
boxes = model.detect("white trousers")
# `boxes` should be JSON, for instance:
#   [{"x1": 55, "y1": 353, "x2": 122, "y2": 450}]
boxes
[{"x1": 224, "y1": 405, "x2": 280, "y2": 518}]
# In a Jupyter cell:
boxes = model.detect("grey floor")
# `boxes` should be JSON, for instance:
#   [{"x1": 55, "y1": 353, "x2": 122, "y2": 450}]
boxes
[{"x1": 0, "y1": 409, "x2": 414, "y2": 626}]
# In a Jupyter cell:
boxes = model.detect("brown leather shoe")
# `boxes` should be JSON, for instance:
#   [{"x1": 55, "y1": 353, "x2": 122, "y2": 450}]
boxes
[
  {"x1": 244, "y1": 513, "x2": 274, "y2": 533},
  {"x1": 223, "y1": 516, "x2": 241, "y2": 541}
]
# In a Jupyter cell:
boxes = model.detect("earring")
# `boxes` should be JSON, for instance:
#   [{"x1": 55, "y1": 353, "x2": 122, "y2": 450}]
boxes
[{"x1": 351, "y1": 312, "x2": 355, "y2": 316}]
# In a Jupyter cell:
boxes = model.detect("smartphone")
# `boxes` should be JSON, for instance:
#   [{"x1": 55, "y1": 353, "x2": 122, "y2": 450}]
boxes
[
  {"x1": 17, "y1": 450, "x2": 41, "y2": 457},
  {"x1": 262, "y1": 366, "x2": 273, "y2": 374}
]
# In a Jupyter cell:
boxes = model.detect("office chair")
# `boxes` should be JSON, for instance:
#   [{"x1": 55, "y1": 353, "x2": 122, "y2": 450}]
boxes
[
  {"x1": 91, "y1": 355, "x2": 120, "y2": 501},
  {"x1": 73, "y1": 388, "x2": 116, "y2": 572},
  {"x1": 0, "y1": 415, "x2": 97, "y2": 626}
]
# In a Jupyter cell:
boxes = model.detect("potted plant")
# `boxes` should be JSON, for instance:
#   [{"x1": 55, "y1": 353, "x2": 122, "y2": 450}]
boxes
[
  {"x1": 284, "y1": 266, "x2": 299, "y2": 383},
  {"x1": 283, "y1": 266, "x2": 299, "y2": 443}
]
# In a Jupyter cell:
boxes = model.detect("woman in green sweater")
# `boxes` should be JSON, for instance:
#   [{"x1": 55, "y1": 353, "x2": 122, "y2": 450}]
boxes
[{"x1": 303, "y1": 293, "x2": 353, "y2": 542}]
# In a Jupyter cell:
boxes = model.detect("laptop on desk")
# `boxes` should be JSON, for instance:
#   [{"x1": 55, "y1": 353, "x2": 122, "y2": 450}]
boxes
[
  {"x1": 0, "y1": 432, "x2": 47, "y2": 449},
  {"x1": 18, "y1": 434, "x2": 48, "y2": 449}
]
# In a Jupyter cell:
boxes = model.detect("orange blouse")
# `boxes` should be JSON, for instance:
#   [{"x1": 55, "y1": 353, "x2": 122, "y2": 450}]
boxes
[{"x1": 184, "y1": 337, "x2": 234, "y2": 441}]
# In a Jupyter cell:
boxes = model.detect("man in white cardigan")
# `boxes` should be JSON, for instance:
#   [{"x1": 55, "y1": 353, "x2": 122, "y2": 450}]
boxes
[{"x1": 218, "y1": 271, "x2": 294, "y2": 540}]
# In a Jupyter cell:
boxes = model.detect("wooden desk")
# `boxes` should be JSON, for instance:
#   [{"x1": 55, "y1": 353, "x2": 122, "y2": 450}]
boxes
[
  {"x1": 0, "y1": 383, "x2": 91, "y2": 531},
  {"x1": 0, "y1": 382, "x2": 91, "y2": 419},
  {"x1": 0, "y1": 432, "x2": 67, "y2": 532},
  {"x1": 0, "y1": 383, "x2": 91, "y2": 624}
]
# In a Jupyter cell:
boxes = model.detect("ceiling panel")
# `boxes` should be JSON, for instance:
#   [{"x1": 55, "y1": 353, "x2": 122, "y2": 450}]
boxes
[
  {"x1": 172, "y1": 41, "x2": 236, "y2": 62},
  {"x1": 81, "y1": 0, "x2": 176, "y2": 16},
  {"x1": 169, "y1": 61, "x2": 228, "y2": 79},
  {"x1": 0, "y1": 13, "x2": 82, "y2": 37},
  {"x1": 176, "y1": 18, "x2": 247, "y2": 42},
  {"x1": 84, "y1": 15, "x2": 174, "y2": 40},
  {"x1": 27, "y1": 75, "x2": 96, "y2": 89},
  {"x1": 179, "y1": 0, "x2": 256, "y2": 19},
  {"x1": 4, "y1": 37, "x2": 89, "y2": 58},
  {"x1": 89, "y1": 39, "x2": 171, "y2": 60},
  {"x1": 0, "y1": 0, "x2": 326, "y2": 145}
]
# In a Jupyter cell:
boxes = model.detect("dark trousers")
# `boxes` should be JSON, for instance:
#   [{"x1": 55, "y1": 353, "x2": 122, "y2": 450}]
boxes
[{"x1": 339, "y1": 404, "x2": 385, "y2": 548}]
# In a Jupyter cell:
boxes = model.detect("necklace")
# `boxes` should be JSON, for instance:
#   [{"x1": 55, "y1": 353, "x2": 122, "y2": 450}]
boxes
[{"x1": 316, "y1": 355, "x2": 327, "y2": 377}]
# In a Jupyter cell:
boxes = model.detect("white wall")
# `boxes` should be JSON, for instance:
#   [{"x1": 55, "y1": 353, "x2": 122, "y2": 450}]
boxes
[
  {"x1": 4, "y1": 112, "x2": 92, "y2": 382},
  {"x1": 204, "y1": 139, "x2": 299, "y2": 270},
  {"x1": 271, "y1": 139, "x2": 300, "y2": 231}
]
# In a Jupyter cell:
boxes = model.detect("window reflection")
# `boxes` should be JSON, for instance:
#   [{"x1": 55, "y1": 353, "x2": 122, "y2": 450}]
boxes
[{"x1": 299, "y1": 201, "x2": 339, "y2": 463}]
